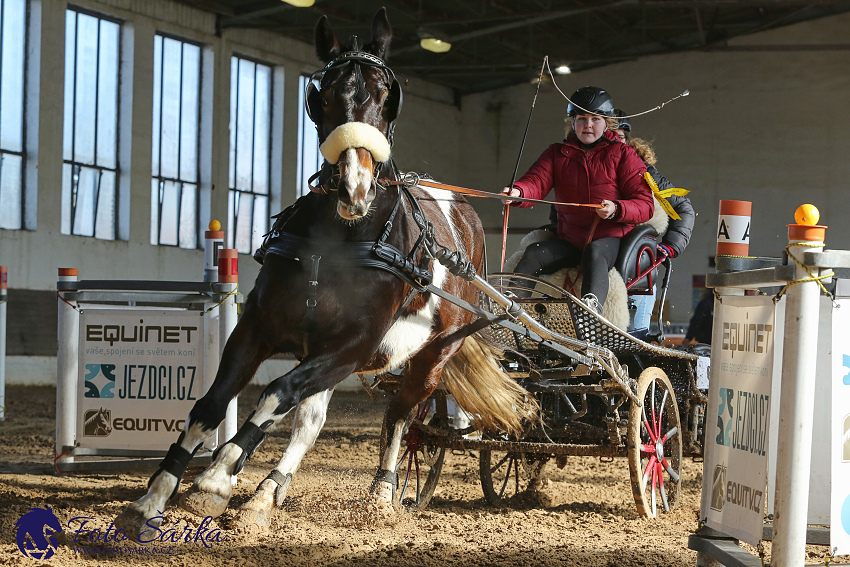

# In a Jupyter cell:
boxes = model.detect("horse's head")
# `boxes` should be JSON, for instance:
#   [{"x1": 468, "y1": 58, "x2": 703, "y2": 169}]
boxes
[{"x1": 307, "y1": 8, "x2": 402, "y2": 221}]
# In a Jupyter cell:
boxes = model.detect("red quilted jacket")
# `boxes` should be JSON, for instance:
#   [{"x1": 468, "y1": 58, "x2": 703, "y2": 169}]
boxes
[{"x1": 512, "y1": 130, "x2": 653, "y2": 249}]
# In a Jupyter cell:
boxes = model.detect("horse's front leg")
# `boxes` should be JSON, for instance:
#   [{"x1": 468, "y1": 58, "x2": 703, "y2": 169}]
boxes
[
  {"x1": 179, "y1": 355, "x2": 354, "y2": 519},
  {"x1": 232, "y1": 388, "x2": 334, "y2": 529},
  {"x1": 115, "y1": 316, "x2": 270, "y2": 541}
]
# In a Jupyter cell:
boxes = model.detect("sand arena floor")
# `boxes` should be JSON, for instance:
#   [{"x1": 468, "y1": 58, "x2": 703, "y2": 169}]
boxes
[{"x1": 0, "y1": 385, "x2": 845, "y2": 566}]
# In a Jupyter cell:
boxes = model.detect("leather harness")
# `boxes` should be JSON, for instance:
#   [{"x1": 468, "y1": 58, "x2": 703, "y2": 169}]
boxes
[{"x1": 262, "y1": 180, "x2": 435, "y2": 357}]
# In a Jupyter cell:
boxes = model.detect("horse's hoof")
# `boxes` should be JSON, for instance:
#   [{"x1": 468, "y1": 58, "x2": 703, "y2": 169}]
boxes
[
  {"x1": 114, "y1": 506, "x2": 162, "y2": 543},
  {"x1": 178, "y1": 485, "x2": 230, "y2": 518},
  {"x1": 371, "y1": 481, "x2": 395, "y2": 505},
  {"x1": 232, "y1": 508, "x2": 272, "y2": 531}
]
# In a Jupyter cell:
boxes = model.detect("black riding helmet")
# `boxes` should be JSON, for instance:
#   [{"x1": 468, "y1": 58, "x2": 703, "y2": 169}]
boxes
[
  {"x1": 566, "y1": 87, "x2": 615, "y2": 117},
  {"x1": 614, "y1": 108, "x2": 631, "y2": 132}
]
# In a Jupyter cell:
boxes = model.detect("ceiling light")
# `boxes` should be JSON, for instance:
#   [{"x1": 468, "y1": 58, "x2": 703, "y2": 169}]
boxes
[
  {"x1": 555, "y1": 65, "x2": 571, "y2": 75},
  {"x1": 420, "y1": 37, "x2": 451, "y2": 53},
  {"x1": 280, "y1": 0, "x2": 315, "y2": 7}
]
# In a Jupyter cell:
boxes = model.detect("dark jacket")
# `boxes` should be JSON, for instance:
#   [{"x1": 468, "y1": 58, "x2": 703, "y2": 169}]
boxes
[
  {"x1": 512, "y1": 130, "x2": 653, "y2": 250},
  {"x1": 686, "y1": 295, "x2": 714, "y2": 344},
  {"x1": 646, "y1": 163, "x2": 695, "y2": 256}
]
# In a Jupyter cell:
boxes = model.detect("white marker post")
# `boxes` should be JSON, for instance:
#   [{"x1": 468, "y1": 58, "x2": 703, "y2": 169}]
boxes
[
  {"x1": 56, "y1": 268, "x2": 79, "y2": 467},
  {"x1": 204, "y1": 220, "x2": 225, "y2": 283},
  {"x1": 217, "y1": 249, "x2": 239, "y2": 443},
  {"x1": 716, "y1": 199, "x2": 751, "y2": 258},
  {"x1": 772, "y1": 220, "x2": 827, "y2": 566}
]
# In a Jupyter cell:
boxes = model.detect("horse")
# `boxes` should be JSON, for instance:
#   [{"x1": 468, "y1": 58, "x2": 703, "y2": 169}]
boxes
[{"x1": 116, "y1": 8, "x2": 532, "y2": 539}]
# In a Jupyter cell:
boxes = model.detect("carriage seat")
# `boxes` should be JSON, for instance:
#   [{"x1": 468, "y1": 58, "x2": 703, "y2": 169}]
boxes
[{"x1": 613, "y1": 224, "x2": 660, "y2": 296}]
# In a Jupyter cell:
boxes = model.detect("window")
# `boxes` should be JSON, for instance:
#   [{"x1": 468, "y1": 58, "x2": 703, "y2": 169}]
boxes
[
  {"x1": 228, "y1": 56, "x2": 272, "y2": 254},
  {"x1": 61, "y1": 9, "x2": 120, "y2": 240},
  {"x1": 151, "y1": 34, "x2": 201, "y2": 248},
  {"x1": 0, "y1": 0, "x2": 26, "y2": 230},
  {"x1": 296, "y1": 74, "x2": 322, "y2": 198}
]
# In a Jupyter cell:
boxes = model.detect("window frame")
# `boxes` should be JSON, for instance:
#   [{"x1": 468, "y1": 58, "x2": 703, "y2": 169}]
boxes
[
  {"x1": 61, "y1": 6, "x2": 123, "y2": 240},
  {"x1": 0, "y1": 0, "x2": 28, "y2": 230},
  {"x1": 150, "y1": 31, "x2": 203, "y2": 249},
  {"x1": 227, "y1": 53, "x2": 274, "y2": 254}
]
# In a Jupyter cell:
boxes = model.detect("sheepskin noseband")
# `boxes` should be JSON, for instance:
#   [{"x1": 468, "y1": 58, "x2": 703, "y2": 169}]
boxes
[{"x1": 319, "y1": 122, "x2": 391, "y2": 164}]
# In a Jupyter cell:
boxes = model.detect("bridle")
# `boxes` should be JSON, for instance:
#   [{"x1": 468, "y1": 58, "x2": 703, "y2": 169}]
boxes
[
  {"x1": 304, "y1": 39, "x2": 404, "y2": 195},
  {"x1": 304, "y1": 38, "x2": 403, "y2": 147}
]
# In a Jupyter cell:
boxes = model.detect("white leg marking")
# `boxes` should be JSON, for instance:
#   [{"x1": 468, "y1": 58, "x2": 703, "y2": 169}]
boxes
[
  {"x1": 240, "y1": 389, "x2": 334, "y2": 520},
  {"x1": 181, "y1": 394, "x2": 288, "y2": 518},
  {"x1": 117, "y1": 421, "x2": 213, "y2": 540},
  {"x1": 373, "y1": 419, "x2": 407, "y2": 505}
]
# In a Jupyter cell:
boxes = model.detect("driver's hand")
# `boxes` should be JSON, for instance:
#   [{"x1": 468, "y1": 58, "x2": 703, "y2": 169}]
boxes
[{"x1": 501, "y1": 187, "x2": 521, "y2": 205}]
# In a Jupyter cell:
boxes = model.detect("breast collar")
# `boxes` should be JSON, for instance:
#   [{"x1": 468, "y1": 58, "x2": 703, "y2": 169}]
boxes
[{"x1": 263, "y1": 183, "x2": 434, "y2": 291}]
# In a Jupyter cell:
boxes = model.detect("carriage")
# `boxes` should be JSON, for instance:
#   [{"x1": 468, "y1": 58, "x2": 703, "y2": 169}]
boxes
[{"x1": 379, "y1": 223, "x2": 710, "y2": 519}]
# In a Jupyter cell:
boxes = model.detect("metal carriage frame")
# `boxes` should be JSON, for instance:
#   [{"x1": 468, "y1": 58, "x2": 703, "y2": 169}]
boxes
[{"x1": 377, "y1": 264, "x2": 709, "y2": 519}]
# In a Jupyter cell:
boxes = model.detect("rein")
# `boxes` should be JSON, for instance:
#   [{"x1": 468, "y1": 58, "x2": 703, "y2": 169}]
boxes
[{"x1": 378, "y1": 176, "x2": 603, "y2": 209}]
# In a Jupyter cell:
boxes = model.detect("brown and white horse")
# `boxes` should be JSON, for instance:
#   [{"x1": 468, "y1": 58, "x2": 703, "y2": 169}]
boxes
[{"x1": 116, "y1": 8, "x2": 531, "y2": 538}]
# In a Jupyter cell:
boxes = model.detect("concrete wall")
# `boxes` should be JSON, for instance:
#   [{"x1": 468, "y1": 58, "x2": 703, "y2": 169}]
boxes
[
  {"x1": 3, "y1": 2, "x2": 850, "y2": 384},
  {"x1": 462, "y1": 12, "x2": 850, "y2": 323}
]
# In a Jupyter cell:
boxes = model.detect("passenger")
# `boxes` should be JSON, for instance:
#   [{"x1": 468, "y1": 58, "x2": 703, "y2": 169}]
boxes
[
  {"x1": 685, "y1": 291, "x2": 714, "y2": 345},
  {"x1": 613, "y1": 109, "x2": 695, "y2": 338},
  {"x1": 502, "y1": 87, "x2": 654, "y2": 313}
]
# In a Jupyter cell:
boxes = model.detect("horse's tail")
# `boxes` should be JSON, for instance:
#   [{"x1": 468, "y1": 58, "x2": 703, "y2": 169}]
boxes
[{"x1": 441, "y1": 334, "x2": 538, "y2": 437}]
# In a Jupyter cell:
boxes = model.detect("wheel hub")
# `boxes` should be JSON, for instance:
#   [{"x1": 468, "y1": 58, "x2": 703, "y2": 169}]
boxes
[{"x1": 655, "y1": 439, "x2": 664, "y2": 460}]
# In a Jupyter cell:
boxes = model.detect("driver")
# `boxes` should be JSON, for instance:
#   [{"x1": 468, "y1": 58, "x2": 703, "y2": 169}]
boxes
[{"x1": 501, "y1": 87, "x2": 654, "y2": 313}]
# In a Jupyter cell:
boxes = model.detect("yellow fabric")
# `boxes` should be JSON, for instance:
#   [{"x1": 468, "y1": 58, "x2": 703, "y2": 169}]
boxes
[{"x1": 642, "y1": 171, "x2": 689, "y2": 221}]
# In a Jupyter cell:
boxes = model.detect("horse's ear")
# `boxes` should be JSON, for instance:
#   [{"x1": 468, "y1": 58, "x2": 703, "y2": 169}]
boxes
[
  {"x1": 315, "y1": 15, "x2": 340, "y2": 63},
  {"x1": 367, "y1": 7, "x2": 392, "y2": 60}
]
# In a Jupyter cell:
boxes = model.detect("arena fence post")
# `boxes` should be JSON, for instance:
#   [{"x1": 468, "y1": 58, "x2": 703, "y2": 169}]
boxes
[
  {"x1": 217, "y1": 249, "x2": 239, "y2": 443},
  {"x1": 0, "y1": 265, "x2": 7, "y2": 421},
  {"x1": 771, "y1": 221, "x2": 827, "y2": 566},
  {"x1": 56, "y1": 268, "x2": 79, "y2": 466}
]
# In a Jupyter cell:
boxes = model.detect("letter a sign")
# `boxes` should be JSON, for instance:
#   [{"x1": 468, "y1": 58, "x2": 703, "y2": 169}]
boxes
[{"x1": 717, "y1": 200, "x2": 752, "y2": 257}]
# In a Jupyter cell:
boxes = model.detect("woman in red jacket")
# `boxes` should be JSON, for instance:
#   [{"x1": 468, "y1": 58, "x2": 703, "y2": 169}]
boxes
[{"x1": 502, "y1": 87, "x2": 654, "y2": 313}]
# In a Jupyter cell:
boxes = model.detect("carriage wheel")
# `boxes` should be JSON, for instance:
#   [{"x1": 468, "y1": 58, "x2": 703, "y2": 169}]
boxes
[
  {"x1": 385, "y1": 398, "x2": 447, "y2": 510},
  {"x1": 479, "y1": 448, "x2": 548, "y2": 506},
  {"x1": 627, "y1": 367, "x2": 682, "y2": 518}
]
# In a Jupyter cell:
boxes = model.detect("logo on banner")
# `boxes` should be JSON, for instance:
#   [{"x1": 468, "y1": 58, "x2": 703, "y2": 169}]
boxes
[
  {"x1": 711, "y1": 464, "x2": 727, "y2": 511},
  {"x1": 83, "y1": 409, "x2": 113, "y2": 437},
  {"x1": 15, "y1": 507, "x2": 62, "y2": 559},
  {"x1": 84, "y1": 364, "x2": 116, "y2": 398}
]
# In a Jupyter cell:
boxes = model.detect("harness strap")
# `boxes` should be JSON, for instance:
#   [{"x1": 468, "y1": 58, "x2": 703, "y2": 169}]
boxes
[{"x1": 300, "y1": 255, "x2": 322, "y2": 356}]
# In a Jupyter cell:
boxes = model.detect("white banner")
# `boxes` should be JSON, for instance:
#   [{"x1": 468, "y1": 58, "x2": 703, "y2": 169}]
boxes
[
  {"x1": 77, "y1": 309, "x2": 205, "y2": 450},
  {"x1": 831, "y1": 298, "x2": 850, "y2": 554},
  {"x1": 701, "y1": 295, "x2": 775, "y2": 545}
]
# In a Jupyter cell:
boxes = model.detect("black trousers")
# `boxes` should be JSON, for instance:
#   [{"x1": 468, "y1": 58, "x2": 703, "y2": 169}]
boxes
[{"x1": 513, "y1": 236, "x2": 621, "y2": 304}]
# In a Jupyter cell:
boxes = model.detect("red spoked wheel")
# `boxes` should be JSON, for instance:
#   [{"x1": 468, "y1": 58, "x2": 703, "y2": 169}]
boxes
[
  {"x1": 627, "y1": 367, "x2": 682, "y2": 518},
  {"x1": 391, "y1": 399, "x2": 447, "y2": 510}
]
